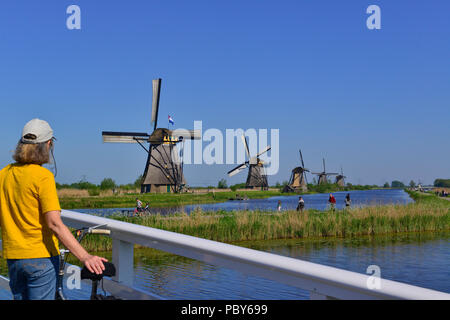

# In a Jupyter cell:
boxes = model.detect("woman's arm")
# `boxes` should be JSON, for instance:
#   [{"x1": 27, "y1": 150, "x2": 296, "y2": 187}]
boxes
[{"x1": 45, "y1": 210, "x2": 108, "y2": 274}]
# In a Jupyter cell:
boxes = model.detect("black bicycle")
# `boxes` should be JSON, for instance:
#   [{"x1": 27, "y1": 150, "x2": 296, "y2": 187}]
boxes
[{"x1": 55, "y1": 223, "x2": 119, "y2": 300}]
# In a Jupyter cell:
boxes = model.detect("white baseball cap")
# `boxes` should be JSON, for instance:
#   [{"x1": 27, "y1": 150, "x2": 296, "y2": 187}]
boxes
[{"x1": 21, "y1": 118, "x2": 55, "y2": 144}]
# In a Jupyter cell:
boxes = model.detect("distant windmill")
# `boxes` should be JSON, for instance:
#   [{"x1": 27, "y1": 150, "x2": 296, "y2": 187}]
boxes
[
  {"x1": 227, "y1": 135, "x2": 271, "y2": 190},
  {"x1": 311, "y1": 158, "x2": 338, "y2": 185},
  {"x1": 335, "y1": 166, "x2": 346, "y2": 187},
  {"x1": 283, "y1": 149, "x2": 310, "y2": 192},
  {"x1": 102, "y1": 78, "x2": 201, "y2": 193}
]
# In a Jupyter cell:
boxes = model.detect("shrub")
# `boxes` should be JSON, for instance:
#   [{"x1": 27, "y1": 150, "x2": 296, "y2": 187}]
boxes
[
  {"x1": 217, "y1": 179, "x2": 227, "y2": 189},
  {"x1": 100, "y1": 178, "x2": 116, "y2": 190},
  {"x1": 88, "y1": 188, "x2": 100, "y2": 196}
]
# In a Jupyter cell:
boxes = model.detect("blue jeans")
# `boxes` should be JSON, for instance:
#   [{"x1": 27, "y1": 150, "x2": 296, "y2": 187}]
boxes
[{"x1": 7, "y1": 256, "x2": 60, "y2": 300}]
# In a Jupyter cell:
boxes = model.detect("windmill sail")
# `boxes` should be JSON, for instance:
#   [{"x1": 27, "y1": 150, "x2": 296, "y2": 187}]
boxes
[
  {"x1": 102, "y1": 131, "x2": 149, "y2": 143},
  {"x1": 151, "y1": 78, "x2": 161, "y2": 131},
  {"x1": 227, "y1": 163, "x2": 248, "y2": 177}
]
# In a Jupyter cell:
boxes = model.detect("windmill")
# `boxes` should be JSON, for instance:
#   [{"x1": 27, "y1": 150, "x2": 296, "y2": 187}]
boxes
[
  {"x1": 311, "y1": 158, "x2": 338, "y2": 185},
  {"x1": 102, "y1": 78, "x2": 201, "y2": 193},
  {"x1": 283, "y1": 149, "x2": 310, "y2": 192},
  {"x1": 335, "y1": 166, "x2": 346, "y2": 187},
  {"x1": 227, "y1": 135, "x2": 271, "y2": 190}
]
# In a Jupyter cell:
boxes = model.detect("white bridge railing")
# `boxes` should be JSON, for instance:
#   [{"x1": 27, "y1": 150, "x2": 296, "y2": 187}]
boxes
[{"x1": 1, "y1": 209, "x2": 449, "y2": 300}]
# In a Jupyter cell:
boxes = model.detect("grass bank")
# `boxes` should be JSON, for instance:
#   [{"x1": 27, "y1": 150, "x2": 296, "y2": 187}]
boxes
[
  {"x1": 77, "y1": 192, "x2": 449, "y2": 252},
  {"x1": 59, "y1": 190, "x2": 289, "y2": 209}
]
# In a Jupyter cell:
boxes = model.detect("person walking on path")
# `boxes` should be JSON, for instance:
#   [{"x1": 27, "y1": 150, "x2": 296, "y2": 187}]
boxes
[
  {"x1": 136, "y1": 198, "x2": 143, "y2": 211},
  {"x1": 0, "y1": 119, "x2": 107, "y2": 300},
  {"x1": 344, "y1": 193, "x2": 351, "y2": 209},
  {"x1": 328, "y1": 193, "x2": 336, "y2": 211},
  {"x1": 296, "y1": 196, "x2": 305, "y2": 212}
]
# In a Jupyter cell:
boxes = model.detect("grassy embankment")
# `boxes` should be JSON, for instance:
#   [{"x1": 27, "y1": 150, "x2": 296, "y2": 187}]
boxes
[
  {"x1": 59, "y1": 189, "x2": 288, "y2": 209},
  {"x1": 76, "y1": 190, "x2": 449, "y2": 252}
]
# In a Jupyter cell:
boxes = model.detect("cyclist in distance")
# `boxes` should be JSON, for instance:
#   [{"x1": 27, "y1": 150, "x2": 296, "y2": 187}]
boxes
[{"x1": 0, "y1": 119, "x2": 107, "y2": 300}]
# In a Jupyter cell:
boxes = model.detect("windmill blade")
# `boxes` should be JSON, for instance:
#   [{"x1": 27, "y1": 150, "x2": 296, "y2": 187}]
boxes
[
  {"x1": 241, "y1": 135, "x2": 250, "y2": 158},
  {"x1": 299, "y1": 149, "x2": 305, "y2": 168},
  {"x1": 227, "y1": 162, "x2": 248, "y2": 177},
  {"x1": 151, "y1": 78, "x2": 162, "y2": 131},
  {"x1": 171, "y1": 129, "x2": 202, "y2": 140},
  {"x1": 256, "y1": 145, "x2": 271, "y2": 157},
  {"x1": 323, "y1": 158, "x2": 326, "y2": 172},
  {"x1": 102, "y1": 131, "x2": 149, "y2": 143}
]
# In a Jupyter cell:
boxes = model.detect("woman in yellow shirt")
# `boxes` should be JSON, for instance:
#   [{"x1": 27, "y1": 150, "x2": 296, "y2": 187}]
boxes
[{"x1": 0, "y1": 119, "x2": 107, "y2": 300}]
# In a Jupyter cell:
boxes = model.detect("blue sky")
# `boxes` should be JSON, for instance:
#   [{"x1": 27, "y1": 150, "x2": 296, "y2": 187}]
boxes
[{"x1": 0, "y1": 0, "x2": 449, "y2": 187}]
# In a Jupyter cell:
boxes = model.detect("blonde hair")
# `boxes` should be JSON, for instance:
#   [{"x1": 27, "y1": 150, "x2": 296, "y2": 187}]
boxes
[{"x1": 13, "y1": 140, "x2": 50, "y2": 165}]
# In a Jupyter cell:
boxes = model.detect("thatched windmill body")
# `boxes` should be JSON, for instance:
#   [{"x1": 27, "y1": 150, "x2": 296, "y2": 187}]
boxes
[
  {"x1": 227, "y1": 135, "x2": 271, "y2": 190},
  {"x1": 335, "y1": 166, "x2": 346, "y2": 187},
  {"x1": 311, "y1": 158, "x2": 338, "y2": 185},
  {"x1": 284, "y1": 149, "x2": 310, "y2": 192},
  {"x1": 102, "y1": 79, "x2": 200, "y2": 193}
]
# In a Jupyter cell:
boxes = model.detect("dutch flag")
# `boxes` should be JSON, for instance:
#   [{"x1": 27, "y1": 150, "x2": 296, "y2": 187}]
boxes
[{"x1": 168, "y1": 115, "x2": 174, "y2": 125}]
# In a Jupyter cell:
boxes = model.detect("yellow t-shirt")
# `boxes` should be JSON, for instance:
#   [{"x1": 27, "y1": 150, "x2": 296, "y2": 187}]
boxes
[{"x1": 0, "y1": 163, "x2": 61, "y2": 259}]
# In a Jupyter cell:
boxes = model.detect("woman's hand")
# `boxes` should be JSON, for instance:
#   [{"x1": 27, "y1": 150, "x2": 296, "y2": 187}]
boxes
[{"x1": 82, "y1": 254, "x2": 108, "y2": 275}]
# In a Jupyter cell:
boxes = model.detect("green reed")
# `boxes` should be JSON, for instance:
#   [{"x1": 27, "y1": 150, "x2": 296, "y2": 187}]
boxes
[{"x1": 74, "y1": 198, "x2": 449, "y2": 252}]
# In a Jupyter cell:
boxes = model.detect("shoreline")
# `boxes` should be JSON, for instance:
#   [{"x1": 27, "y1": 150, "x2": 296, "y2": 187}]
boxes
[{"x1": 59, "y1": 186, "x2": 388, "y2": 210}]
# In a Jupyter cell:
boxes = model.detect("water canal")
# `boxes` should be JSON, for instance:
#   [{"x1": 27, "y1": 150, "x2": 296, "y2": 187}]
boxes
[{"x1": 76, "y1": 188, "x2": 414, "y2": 217}]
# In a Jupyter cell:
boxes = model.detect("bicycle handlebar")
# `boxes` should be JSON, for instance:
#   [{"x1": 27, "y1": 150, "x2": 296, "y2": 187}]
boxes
[{"x1": 89, "y1": 229, "x2": 111, "y2": 235}]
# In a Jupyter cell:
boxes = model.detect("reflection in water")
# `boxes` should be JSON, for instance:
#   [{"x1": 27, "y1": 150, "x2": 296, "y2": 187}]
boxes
[
  {"x1": 134, "y1": 256, "x2": 309, "y2": 300},
  {"x1": 130, "y1": 231, "x2": 450, "y2": 299}
]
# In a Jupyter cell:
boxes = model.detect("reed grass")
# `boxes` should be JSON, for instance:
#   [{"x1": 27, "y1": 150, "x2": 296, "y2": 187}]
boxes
[{"x1": 76, "y1": 197, "x2": 449, "y2": 252}]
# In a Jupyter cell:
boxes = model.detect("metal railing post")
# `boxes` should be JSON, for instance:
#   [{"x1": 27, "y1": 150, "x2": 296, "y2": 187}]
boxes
[{"x1": 112, "y1": 238, "x2": 134, "y2": 286}]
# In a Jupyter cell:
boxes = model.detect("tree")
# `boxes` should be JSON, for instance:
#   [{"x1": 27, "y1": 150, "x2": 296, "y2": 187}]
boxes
[
  {"x1": 409, "y1": 180, "x2": 416, "y2": 188},
  {"x1": 217, "y1": 179, "x2": 227, "y2": 189},
  {"x1": 434, "y1": 179, "x2": 450, "y2": 188},
  {"x1": 391, "y1": 180, "x2": 405, "y2": 188},
  {"x1": 71, "y1": 178, "x2": 96, "y2": 190},
  {"x1": 100, "y1": 178, "x2": 116, "y2": 190},
  {"x1": 230, "y1": 183, "x2": 246, "y2": 191},
  {"x1": 134, "y1": 174, "x2": 144, "y2": 188},
  {"x1": 383, "y1": 182, "x2": 390, "y2": 188}
]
